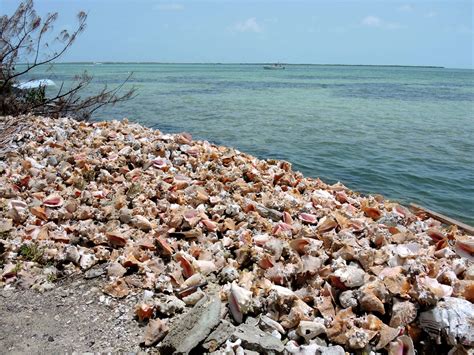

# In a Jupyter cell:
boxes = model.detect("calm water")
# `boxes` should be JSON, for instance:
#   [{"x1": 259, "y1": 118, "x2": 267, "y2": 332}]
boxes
[{"x1": 26, "y1": 63, "x2": 474, "y2": 225}]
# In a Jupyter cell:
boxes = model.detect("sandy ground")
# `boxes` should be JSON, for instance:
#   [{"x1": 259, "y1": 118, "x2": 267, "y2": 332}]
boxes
[{"x1": 0, "y1": 275, "x2": 154, "y2": 354}]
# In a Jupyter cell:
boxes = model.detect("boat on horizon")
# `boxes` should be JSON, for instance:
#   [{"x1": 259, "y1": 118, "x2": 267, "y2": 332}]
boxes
[{"x1": 263, "y1": 63, "x2": 285, "y2": 70}]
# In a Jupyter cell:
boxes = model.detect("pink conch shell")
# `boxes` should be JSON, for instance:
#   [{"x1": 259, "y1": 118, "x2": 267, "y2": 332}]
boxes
[
  {"x1": 152, "y1": 158, "x2": 167, "y2": 169},
  {"x1": 299, "y1": 213, "x2": 318, "y2": 224},
  {"x1": 272, "y1": 222, "x2": 293, "y2": 235},
  {"x1": 454, "y1": 236, "x2": 474, "y2": 261},
  {"x1": 282, "y1": 211, "x2": 293, "y2": 225},
  {"x1": 388, "y1": 335, "x2": 415, "y2": 355},
  {"x1": 228, "y1": 282, "x2": 252, "y2": 323},
  {"x1": 316, "y1": 216, "x2": 337, "y2": 233},
  {"x1": 289, "y1": 238, "x2": 310, "y2": 254},
  {"x1": 201, "y1": 219, "x2": 217, "y2": 232},
  {"x1": 175, "y1": 253, "x2": 195, "y2": 279},
  {"x1": 43, "y1": 194, "x2": 64, "y2": 207},
  {"x1": 418, "y1": 276, "x2": 453, "y2": 298}
]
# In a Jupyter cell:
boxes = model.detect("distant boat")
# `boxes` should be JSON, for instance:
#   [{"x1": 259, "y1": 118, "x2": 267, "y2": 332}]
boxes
[{"x1": 263, "y1": 63, "x2": 285, "y2": 70}]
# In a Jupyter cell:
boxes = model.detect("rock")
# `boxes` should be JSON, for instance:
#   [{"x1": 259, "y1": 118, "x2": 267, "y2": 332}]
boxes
[
  {"x1": 1, "y1": 263, "x2": 17, "y2": 279},
  {"x1": 142, "y1": 318, "x2": 169, "y2": 346},
  {"x1": 0, "y1": 218, "x2": 13, "y2": 233},
  {"x1": 119, "y1": 208, "x2": 132, "y2": 224},
  {"x1": 84, "y1": 265, "x2": 105, "y2": 279},
  {"x1": 319, "y1": 345, "x2": 346, "y2": 355},
  {"x1": 64, "y1": 246, "x2": 80, "y2": 265},
  {"x1": 160, "y1": 294, "x2": 222, "y2": 354},
  {"x1": 230, "y1": 323, "x2": 285, "y2": 354},
  {"x1": 46, "y1": 156, "x2": 58, "y2": 166},
  {"x1": 107, "y1": 262, "x2": 127, "y2": 278},
  {"x1": 203, "y1": 320, "x2": 236, "y2": 352},
  {"x1": 419, "y1": 297, "x2": 474, "y2": 347}
]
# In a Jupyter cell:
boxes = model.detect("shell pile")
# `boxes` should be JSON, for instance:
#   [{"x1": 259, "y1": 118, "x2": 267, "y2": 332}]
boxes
[{"x1": 1, "y1": 115, "x2": 473, "y2": 354}]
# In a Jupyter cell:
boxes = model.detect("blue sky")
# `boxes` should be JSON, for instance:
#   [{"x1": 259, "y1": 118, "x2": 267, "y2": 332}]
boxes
[{"x1": 3, "y1": 0, "x2": 473, "y2": 68}]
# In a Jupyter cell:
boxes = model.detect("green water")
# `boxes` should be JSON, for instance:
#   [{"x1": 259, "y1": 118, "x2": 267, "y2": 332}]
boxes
[{"x1": 25, "y1": 63, "x2": 474, "y2": 224}]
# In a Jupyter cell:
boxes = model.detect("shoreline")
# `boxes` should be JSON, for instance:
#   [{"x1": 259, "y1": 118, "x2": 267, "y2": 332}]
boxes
[{"x1": 1, "y1": 114, "x2": 473, "y2": 353}]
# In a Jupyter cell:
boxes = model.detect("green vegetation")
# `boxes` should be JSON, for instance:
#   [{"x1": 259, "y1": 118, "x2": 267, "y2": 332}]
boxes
[{"x1": 18, "y1": 243, "x2": 44, "y2": 263}]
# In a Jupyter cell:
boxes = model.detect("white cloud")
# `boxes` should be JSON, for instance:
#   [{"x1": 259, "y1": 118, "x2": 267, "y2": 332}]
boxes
[
  {"x1": 398, "y1": 4, "x2": 414, "y2": 12},
  {"x1": 233, "y1": 18, "x2": 263, "y2": 33},
  {"x1": 424, "y1": 11, "x2": 437, "y2": 18},
  {"x1": 361, "y1": 16, "x2": 382, "y2": 27},
  {"x1": 361, "y1": 15, "x2": 401, "y2": 30},
  {"x1": 154, "y1": 3, "x2": 184, "y2": 11}
]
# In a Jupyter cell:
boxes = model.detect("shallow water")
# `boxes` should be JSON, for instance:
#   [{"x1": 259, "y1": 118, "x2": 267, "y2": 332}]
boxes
[{"x1": 25, "y1": 63, "x2": 474, "y2": 225}]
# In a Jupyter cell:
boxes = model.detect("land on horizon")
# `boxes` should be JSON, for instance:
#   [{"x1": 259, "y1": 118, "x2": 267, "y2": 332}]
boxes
[{"x1": 28, "y1": 62, "x2": 449, "y2": 69}]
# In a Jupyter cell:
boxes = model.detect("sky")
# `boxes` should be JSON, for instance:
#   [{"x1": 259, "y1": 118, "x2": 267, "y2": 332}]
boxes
[{"x1": 2, "y1": 0, "x2": 473, "y2": 68}]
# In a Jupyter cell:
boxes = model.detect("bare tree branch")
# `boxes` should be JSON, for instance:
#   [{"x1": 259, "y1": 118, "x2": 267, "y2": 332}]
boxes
[{"x1": 1, "y1": 0, "x2": 136, "y2": 121}]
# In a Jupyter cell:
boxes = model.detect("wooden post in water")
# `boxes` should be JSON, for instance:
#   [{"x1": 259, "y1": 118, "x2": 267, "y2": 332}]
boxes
[{"x1": 410, "y1": 203, "x2": 474, "y2": 235}]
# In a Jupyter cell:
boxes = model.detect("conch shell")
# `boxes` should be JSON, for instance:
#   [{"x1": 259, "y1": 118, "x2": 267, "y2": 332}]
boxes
[{"x1": 228, "y1": 282, "x2": 253, "y2": 323}]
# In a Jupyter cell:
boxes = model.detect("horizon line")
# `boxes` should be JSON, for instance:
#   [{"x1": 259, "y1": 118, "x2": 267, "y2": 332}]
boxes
[{"x1": 44, "y1": 61, "x2": 456, "y2": 69}]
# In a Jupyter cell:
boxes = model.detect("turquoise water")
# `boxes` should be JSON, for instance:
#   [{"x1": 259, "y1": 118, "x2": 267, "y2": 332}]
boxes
[{"x1": 26, "y1": 63, "x2": 474, "y2": 224}]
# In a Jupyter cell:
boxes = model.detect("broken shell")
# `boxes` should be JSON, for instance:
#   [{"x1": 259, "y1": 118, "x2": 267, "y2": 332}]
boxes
[
  {"x1": 132, "y1": 215, "x2": 153, "y2": 232},
  {"x1": 175, "y1": 253, "x2": 195, "y2": 279},
  {"x1": 103, "y1": 279, "x2": 130, "y2": 298},
  {"x1": 390, "y1": 300, "x2": 417, "y2": 328},
  {"x1": 106, "y1": 231, "x2": 128, "y2": 247},
  {"x1": 359, "y1": 291, "x2": 385, "y2": 314},
  {"x1": 135, "y1": 303, "x2": 154, "y2": 322},
  {"x1": 260, "y1": 315, "x2": 285, "y2": 334},
  {"x1": 201, "y1": 219, "x2": 217, "y2": 232},
  {"x1": 418, "y1": 276, "x2": 453, "y2": 299},
  {"x1": 333, "y1": 266, "x2": 366, "y2": 288},
  {"x1": 194, "y1": 259, "x2": 217, "y2": 275},
  {"x1": 142, "y1": 318, "x2": 168, "y2": 347},
  {"x1": 289, "y1": 238, "x2": 310, "y2": 254},
  {"x1": 339, "y1": 290, "x2": 358, "y2": 309},
  {"x1": 296, "y1": 319, "x2": 326, "y2": 342},
  {"x1": 156, "y1": 236, "x2": 174, "y2": 255},
  {"x1": 30, "y1": 206, "x2": 48, "y2": 221},
  {"x1": 375, "y1": 323, "x2": 401, "y2": 350}
]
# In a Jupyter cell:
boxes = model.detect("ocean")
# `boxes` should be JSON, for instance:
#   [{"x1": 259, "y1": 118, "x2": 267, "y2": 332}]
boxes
[{"x1": 25, "y1": 63, "x2": 474, "y2": 225}]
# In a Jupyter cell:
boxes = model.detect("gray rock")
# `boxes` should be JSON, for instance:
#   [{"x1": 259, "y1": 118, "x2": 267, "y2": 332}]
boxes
[
  {"x1": 255, "y1": 203, "x2": 282, "y2": 222},
  {"x1": 84, "y1": 266, "x2": 105, "y2": 279},
  {"x1": 119, "y1": 208, "x2": 132, "y2": 224},
  {"x1": 231, "y1": 323, "x2": 285, "y2": 354},
  {"x1": 319, "y1": 345, "x2": 346, "y2": 355},
  {"x1": 160, "y1": 294, "x2": 222, "y2": 354},
  {"x1": 46, "y1": 156, "x2": 58, "y2": 166},
  {"x1": 203, "y1": 320, "x2": 236, "y2": 352}
]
